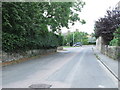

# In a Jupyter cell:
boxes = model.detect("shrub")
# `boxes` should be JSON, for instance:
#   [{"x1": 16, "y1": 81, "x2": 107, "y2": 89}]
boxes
[
  {"x1": 109, "y1": 27, "x2": 120, "y2": 46},
  {"x1": 2, "y1": 2, "x2": 84, "y2": 52}
]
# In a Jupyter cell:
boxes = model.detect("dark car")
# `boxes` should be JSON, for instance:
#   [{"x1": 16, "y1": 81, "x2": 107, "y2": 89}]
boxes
[{"x1": 73, "y1": 42, "x2": 82, "y2": 47}]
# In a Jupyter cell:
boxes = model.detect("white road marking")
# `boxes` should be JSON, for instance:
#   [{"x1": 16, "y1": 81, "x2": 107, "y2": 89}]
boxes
[
  {"x1": 98, "y1": 85, "x2": 105, "y2": 88},
  {"x1": 97, "y1": 60, "x2": 118, "y2": 87}
]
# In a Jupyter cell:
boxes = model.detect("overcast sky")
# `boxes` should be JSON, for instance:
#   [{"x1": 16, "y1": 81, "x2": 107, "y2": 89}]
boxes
[{"x1": 61, "y1": 0, "x2": 120, "y2": 34}]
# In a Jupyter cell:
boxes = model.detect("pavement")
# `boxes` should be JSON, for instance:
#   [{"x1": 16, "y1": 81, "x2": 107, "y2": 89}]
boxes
[
  {"x1": 2, "y1": 45, "x2": 118, "y2": 88},
  {"x1": 93, "y1": 46, "x2": 118, "y2": 78}
]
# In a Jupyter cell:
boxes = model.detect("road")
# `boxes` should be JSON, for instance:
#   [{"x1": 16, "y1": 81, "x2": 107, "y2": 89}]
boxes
[{"x1": 2, "y1": 45, "x2": 118, "y2": 88}]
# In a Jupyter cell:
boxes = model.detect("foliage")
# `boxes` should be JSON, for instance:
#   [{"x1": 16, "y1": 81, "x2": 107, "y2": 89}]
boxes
[
  {"x1": 109, "y1": 27, "x2": 120, "y2": 46},
  {"x1": 63, "y1": 31, "x2": 88, "y2": 45},
  {"x1": 65, "y1": 32, "x2": 73, "y2": 45},
  {"x1": 74, "y1": 31, "x2": 88, "y2": 44},
  {"x1": 2, "y1": 2, "x2": 85, "y2": 52},
  {"x1": 109, "y1": 38, "x2": 118, "y2": 46},
  {"x1": 94, "y1": 10, "x2": 120, "y2": 45}
]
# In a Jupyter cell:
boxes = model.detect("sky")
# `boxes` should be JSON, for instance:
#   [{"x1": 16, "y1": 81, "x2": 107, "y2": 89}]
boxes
[{"x1": 61, "y1": 0, "x2": 120, "y2": 34}]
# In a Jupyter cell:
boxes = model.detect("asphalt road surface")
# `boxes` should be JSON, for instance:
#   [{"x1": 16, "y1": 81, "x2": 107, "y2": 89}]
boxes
[{"x1": 2, "y1": 45, "x2": 118, "y2": 88}]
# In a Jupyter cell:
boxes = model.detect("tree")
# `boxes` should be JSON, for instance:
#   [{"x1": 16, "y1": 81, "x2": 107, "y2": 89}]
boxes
[
  {"x1": 94, "y1": 10, "x2": 120, "y2": 45},
  {"x1": 110, "y1": 27, "x2": 120, "y2": 46},
  {"x1": 2, "y1": 1, "x2": 85, "y2": 52},
  {"x1": 64, "y1": 31, "x2": 88, "y2": 45}
]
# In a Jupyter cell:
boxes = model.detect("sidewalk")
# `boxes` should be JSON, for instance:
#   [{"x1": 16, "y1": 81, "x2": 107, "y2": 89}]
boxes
[{"x1": 93, "y1": 47, "x2": 118, "y2": 77}]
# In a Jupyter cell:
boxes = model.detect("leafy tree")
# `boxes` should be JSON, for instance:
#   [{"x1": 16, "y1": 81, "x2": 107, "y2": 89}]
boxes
[
  {"x1": 2, "y1": 1, "x2": 85, "y2": 52},
  {"x1": 64, "y1": 31, "x2": 88, "y2": 45},
  {"x1": 94, "y1": 10, "x2": 120, "y2": 45},
  {"x1": 110, "y1": 27, "x2": 120, "y2": 46},
  {"x1": 74, "y1": 31, "x2": 88, "y2": 44}
]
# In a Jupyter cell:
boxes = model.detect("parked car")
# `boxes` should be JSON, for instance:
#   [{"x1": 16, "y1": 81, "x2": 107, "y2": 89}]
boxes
[{"x1": 73, "y1": 42, "x2": 82, "y2": 47}]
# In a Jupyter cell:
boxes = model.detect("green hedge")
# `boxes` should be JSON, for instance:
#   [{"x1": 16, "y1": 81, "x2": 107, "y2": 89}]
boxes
[
  {"x1": 109, "y1": 27, "x2": 120, "y2": 46},
  {"x1": 2, "y1": 2, "x2": 65, "y2": 53},
  {"x1": 2, "y1": 1, "x2": 85, "y2": 52},
  {"x1": 2, "y1": 32, "x2": 63, "y2": 52}
]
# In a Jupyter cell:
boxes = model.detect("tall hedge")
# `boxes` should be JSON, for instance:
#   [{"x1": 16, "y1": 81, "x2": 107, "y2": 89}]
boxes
[
  {"x1": 2, "y1": 2, "x2": 85, "y2": 52},
  {"x1": 2, "y1": 2, "x2": 62, "y2": 52}
]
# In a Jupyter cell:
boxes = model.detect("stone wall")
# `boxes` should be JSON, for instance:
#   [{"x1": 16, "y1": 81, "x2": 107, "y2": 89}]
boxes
[
  {"x1": 96, "y1": 36, "x2": 105, "y2": 51},
  {"x1": 96, "y1": 36, "x2": 120, "y2": 60},
  {"x1": 2, "y1": 48, "x2": 57, "y2": 62},
  {"x1": 101, "y1": 45, "x2": 120, "y2": 60},
  {"x1": 57, "y1": 46, "x2": 63, "y2": 50}
]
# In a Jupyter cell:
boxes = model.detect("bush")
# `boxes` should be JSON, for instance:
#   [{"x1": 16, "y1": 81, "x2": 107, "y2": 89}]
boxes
[
  {"x1": 2, "y1": 32, "x2": 62, "y2": 52},
  {"x1": 109, "y1": 27, "x2": 120, "y2": 46},
  {"x1": 2, "y1": 2, "x2": 64, "y2": 52},
  {"x1": 2, "y1": 2, "x2": 84, "y2": 52},
  {"x1": 109, "y1": 38, "x2": 118, "y2": 46},
  {"x1": 2, "y1": 33, "x2": 27, "y2": 52}
]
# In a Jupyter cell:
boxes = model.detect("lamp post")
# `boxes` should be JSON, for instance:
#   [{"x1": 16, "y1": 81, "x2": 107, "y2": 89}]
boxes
[{"x1": 73, "y1": 32, "x2": 74, "y2": 45}]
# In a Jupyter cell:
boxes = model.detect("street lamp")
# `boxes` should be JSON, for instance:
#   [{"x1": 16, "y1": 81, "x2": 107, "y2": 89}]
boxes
[{"x1": 73, "y1": 32, "x2": 74, "y2": 45}]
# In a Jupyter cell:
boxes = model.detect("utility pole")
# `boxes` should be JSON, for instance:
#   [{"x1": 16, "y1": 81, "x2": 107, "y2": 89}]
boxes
[{"x1": 73, "y1": 32, "x2": 74, "y2": 45}]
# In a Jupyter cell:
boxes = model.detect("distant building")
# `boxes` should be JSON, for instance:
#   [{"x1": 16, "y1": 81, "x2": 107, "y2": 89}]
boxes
[{"x1": 87, "y1": 35, "x2": 96, "y2": 44}]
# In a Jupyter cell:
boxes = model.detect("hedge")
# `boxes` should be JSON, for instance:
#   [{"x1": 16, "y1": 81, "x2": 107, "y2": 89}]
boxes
[{"x1": 2, "y1": 2, "x2": 63, "y2": 52}]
